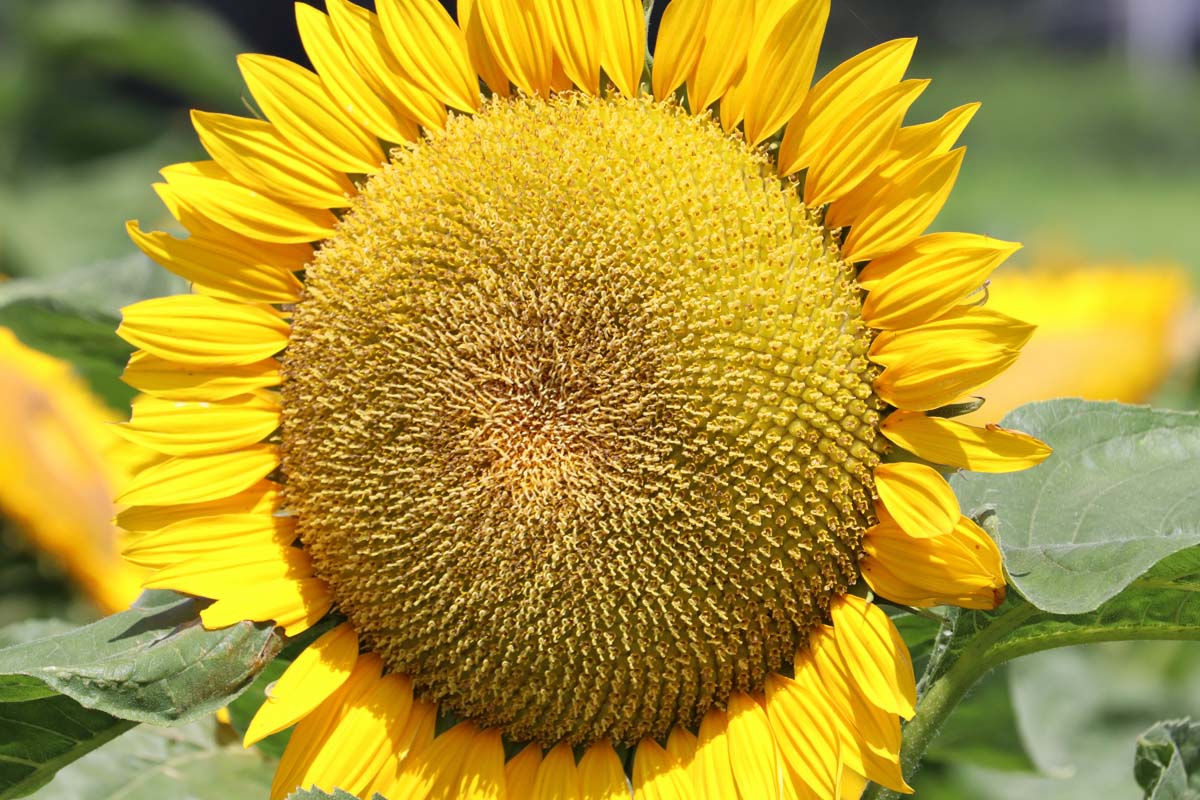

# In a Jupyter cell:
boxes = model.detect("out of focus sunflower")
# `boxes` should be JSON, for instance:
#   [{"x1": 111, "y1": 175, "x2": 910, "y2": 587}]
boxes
[
  {"x1": 965, "y1": 263, "x2": 1197, "y2": 421},
  {"x1": 0, "y1": 327, "x2": 147, "y2": 613}
]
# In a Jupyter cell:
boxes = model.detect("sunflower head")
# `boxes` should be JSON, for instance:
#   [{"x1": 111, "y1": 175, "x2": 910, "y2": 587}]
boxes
[{"x1": 115, "y1": 1, "x2": 1051, "y2": 797}]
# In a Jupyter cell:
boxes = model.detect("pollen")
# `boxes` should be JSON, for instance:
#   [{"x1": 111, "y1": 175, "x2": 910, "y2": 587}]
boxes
[{"x1": 281, "y1": 93, "x2": 886, "y2": 746}]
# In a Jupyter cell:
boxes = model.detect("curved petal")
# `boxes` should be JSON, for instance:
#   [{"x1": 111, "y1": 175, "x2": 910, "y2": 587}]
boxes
[
  {"x1": 376, "y1": 0, "x2": 480, "y2": 113},
  {"x1": 123, "y1": 512, "x2": 296, "y2": 569},
  {"x1": 238, "y1": 53, "x2": 384, "y2": 174},
  {"x1": 533, "y1": 741, "x2": 583, "y2": 799},
  {"x1": 863, "y1": 512, "x2": 1007, "y2": 609},
  {"x1": 841, "y1": 148, "x2": 965, "y2": 263},
  {"x1": 828, "y1": 595, "x2": 917, "y2": 719},
  {"x1": 687, "y1": 0, "x2": 755, "y2": 113},
  {"x1": 191, "y1": 110, "x2": 355, "y2": 209},
  {"x1": 872, "y1": 462, "x2": 959, "y2": 538},
  {"x1": 118, "y1": 295, "x2": 289, "y2": 367},
  {"x1": 879, "y1": 411, "x2": 1052, "y2": 472},
  {"x1": 634, "y1": 738, "x2": 694, "y2": 799},
  {"x1": 201, "y1": 574, "x2": 333, "y2": 636},
  {"x1": 778, "y1": 37, "x2": 916, "y2": 177},
  {"x1": 764, "y1": 665, "x2": 839, "y2": 799},
  {"x1": 295, "y1": 3, "x2": 420, "y2": 145},
  {"x1": 161, "y1": 161, "x2": 337, "y2": 244},
  {"x1": 651, "y1": 0, "x2": 710, "y2": 101},
  {"x1": 117, "y1": 445, "x2": 279, "y2": 506},
  {"x1": 459, "y1": 0, "x2": 512, "y2": 96},
  {"x1": 726, "y1": 691, "x2": 781, "y2": 799},
  {"x1": 599, "y1": 0, "x2": 645, "y2": 98},
  {"x1": 544, "y1": 0, "x2": 601, "y2": 93},
  {"x1": 326, "y1": 0, "x2": 449, "y2": 132},
  {"x1": 245, "y1": 622, "x2": 361, "y2": 745},
  {"x1": 741, "y1": 0, "x2": 830, "y2": 146},
  {"x1": 693, "y1": 707, "x2": 737, "y2": 800},
  {"x1": 860, "y1": 233, "x2": 1021, "y2": 330},
  {"x1": 505, "y1": 744, "x2": 545, "y2": 798},
  {"x1": 117, "y1": 392, "x2": 280, "y2": 457},
  {"x1": 126, "y1": 221, "x2": 305, "y2": 304},
  {"x1": 121, "y1": 351, "x2": 282, "y2": 402},
  {"x1": 580, "y1": 739, "x2": 631, "y2": 800},
  {"x1": 476, "y1": 0, "x2": 555, "y2": 96}
]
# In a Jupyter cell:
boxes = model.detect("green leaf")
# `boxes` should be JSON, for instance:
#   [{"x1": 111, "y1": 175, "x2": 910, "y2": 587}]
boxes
[
  {"x1": 0, "y1": 694, "x2": 134, "y2": 799},
  {"x1": 1135, "y1": 719, "x2": 1200, "y2": 799},
  {"x1": 953, "y1": 400, "x2": 1200, "y2": 614},
  {"x1": 26, "y1": 718, "x2": 274, "y2": 800},
  {"x1": 0, "y1": 590, "x2": 283, "y2": 726},
  {"x1": 288, "y1": 788, "x2": 386, "y2": 800}
]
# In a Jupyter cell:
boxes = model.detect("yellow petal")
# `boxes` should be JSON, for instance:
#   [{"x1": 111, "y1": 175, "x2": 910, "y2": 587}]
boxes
[
  {"x1": 651, "y1": 0, "x2": 710, "y2": 101},
  {"x1": 201, "y1": 574, "x2": 333, "y2": 636},
  {"x1": 117, "y1": 445, "x2": 279, "y2": 506},
  {"x1": 296, "y1": 668, "x2": 412, "y2": 798},
  {"x1": 326, "y1": 0, "x2": 449, "y2": 132},
  {"x1": 693, "y1": 708, "x2": 737, "y2": 800},
  {"x1": 544, "y1": 0, "x2": 600, "y2": 93},
  {"x1": 686, "y1": 0, "x2": 755, "y2": 112},
  {"x1": 580, "y1": 739, "x2": 632, "y2": 800},
  {"x1": 392, "y1": 721, "x2": 476, "y2": 799},
  {"x1": 778, "y1": 37, "x2": 916, "y2": 177},
  {"x1": 872, "y1": 462, "x2": 958, "y2": 538},
  {"x1": 726, "y1": 691, "x2": 781, "y2": 799},
  {"x1": 741, "y1": 0, "x2": 830, "y2": 146},
  {"x1": 122, "y1": 351, "x2": 282, "y2": 402},
  {"x1": 295, "y1": 3, "x2": 420, "y2": 146},
  {"x1": 505, "y1": 744, "x2": 545, "y2": 798},
  {"x1": 633, "y1": 738, "x2": 694, "y2": 800},
  {"x1": 475, "y1": 0, "x2": 554, "y2": 96},
  {"x1": 116, "y1": 480, "x2": 280, "y2": 533},
  {"x1": 533, "y1": 741, "x2": 582, "y2": 800},
  {"x1": 270, "y1": 656, "x2": 372, "y2": 800},
  {"x1": 459, "y1": 0, "x2": 512, "y2": 96},
  {"x1": 365, "y1": 700, "x2": 438, "y2": 799},
  {"x1": 665, "y1": 726, "x2": 697, "y2": 776},
  {"x1": 598, "y1": 0, "x2": 645, "y2": 98},
  {"x1": 191, "y1": 110, "x2": 355, "y2": 209},
  {"x1": 862, "y1": 511, "x2": 1007, "y2": 610},
  {"x1": 119, "y1": 295, "x2": 289, "y2": 367},
  {"x1": 245, "y1": 622, "x2": 361, "y2": 745},
  {"x1": 160, "y1": 160, "x2": 337, "y2": 244},
  {"x1": 376, "y1": 0, "x2": 480, "y2": 113},
  {"x1": 804, "y1": 79, "x2": 928, "y2": 207},
  {"x1": 455, "y1": 728, "x2": 507, "y2": 800},
  {"x1": 127, "y1": 221, "x2": 305, "y2": 304},
  {"x1": 238, "y1": 53, "x2": 384, "y2": 174},
  {"x1": 859, "y1": 233, "x2": 1021, "y2": 330},
  {"x1": 123, "y1": 512, "x2": 296, "y2": 569},
  {"x1": 809, "y1": 627, "x2": 912, "y2": 794},
  {"x1": 764, "y1": 666, "x2": 838, "y2": 799},
  {"x1": 879, "y1": 409, "x2": 1052, "y2": 472},
  {"x1": 145, "y1": 542, "x2": 314, "y2": 596},
  {"x1": 829, "y1": 595, "x2": 916, "y2": 719},
  {"x1": 841, "y1": 148, "x2": 965, "y2": 263},
  {"x1": 871, "y1": 308, "x2": 1036, "y2": 412},
  {"x1": 117, "y1": 392, "x2": 279, "y2": 457}
]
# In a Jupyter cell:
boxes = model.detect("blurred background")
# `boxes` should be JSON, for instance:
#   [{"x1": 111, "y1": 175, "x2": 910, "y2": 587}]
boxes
[{"x1": 0, "y1": 1, "x2": 1197, "y2": 797}]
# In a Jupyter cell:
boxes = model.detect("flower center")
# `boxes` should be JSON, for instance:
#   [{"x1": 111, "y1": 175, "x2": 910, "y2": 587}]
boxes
[{"x1": 281, "y1": 93, "x2": 885, "y2": 746}]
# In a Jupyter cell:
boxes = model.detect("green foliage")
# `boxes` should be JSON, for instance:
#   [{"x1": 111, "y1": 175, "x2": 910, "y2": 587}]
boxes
[
  {"x1": 26, "y1": 718, "x2": 273, "y2": 800},
  {"x1": 1135, "y1": 719, "x2": 1200, "y2": 800},
  {"x1": 0, "y1": 590, "x2": 283, "y2": 727},
  {"x1": 288, "y1": 788, "x2": 380, "y2": 800},
  {"x1": 0, "y1": 695, "x2": 134, "y2": 799},
  {"x1": 954, "y1": 400, "x2": 1200, "y2": 614}
]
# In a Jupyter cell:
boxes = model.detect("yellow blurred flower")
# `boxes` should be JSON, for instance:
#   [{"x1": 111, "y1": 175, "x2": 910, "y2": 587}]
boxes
[
  {"x1": 968, "y1": 263, "x2": 1196, "y2": 421},
  {"x1": 0, "y1": 326, "x2": 146, "y2": 613}
]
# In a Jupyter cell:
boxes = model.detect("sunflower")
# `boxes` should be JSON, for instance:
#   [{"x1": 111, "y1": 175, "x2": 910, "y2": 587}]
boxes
[
  {"x1": 957, "y1": 262, "x2": 1195, "y2": 422},
  {"x1": 115, "y1": 1, "x2": 1052, "y2": 797},
  {"x1": 0, "y1": 327, "x2": 146, "y2": 613}
]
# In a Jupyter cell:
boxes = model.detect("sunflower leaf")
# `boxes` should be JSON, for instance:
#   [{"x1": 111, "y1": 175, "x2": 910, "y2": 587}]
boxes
[
  {"x1": 0, "y1": 694, "x2": 135, "y2": 799},
  {"x1": 287, "y1": 788, "x2": 386, "y2": 800},
  {"x1": 952, "y1": 399, "x2": 1200, "y2": 615},
  {"x1": 0, "y1": 590, "x2": 283, "y2": 727},
  {"x1": 24, "y1": 718, "x2": 274, "y2": 800},
  {"x1": 1134, "y1": 719, "x2": 1200, "y2": 800}
]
